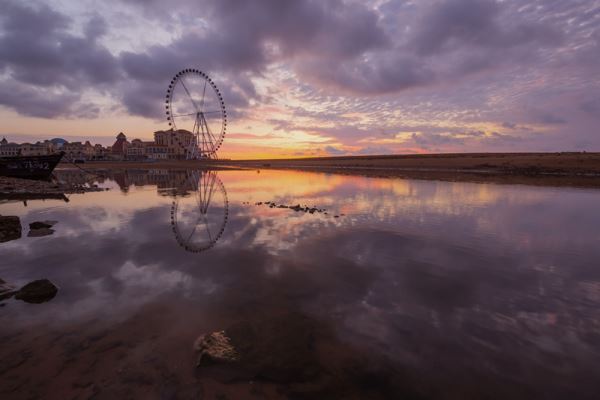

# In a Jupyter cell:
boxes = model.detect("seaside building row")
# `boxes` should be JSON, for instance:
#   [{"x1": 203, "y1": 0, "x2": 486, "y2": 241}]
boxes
[{"x1": 0, "y1": 130, "x2": 197, "y2": 161}]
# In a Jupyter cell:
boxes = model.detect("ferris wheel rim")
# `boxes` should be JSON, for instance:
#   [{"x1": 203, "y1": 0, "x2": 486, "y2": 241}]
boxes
[
  {"x1": 171, "y1": 171, "x2": 229, "y2": 253},
  {"x1": 165, "y1": 69, "x2": 227, "y2": 158}
]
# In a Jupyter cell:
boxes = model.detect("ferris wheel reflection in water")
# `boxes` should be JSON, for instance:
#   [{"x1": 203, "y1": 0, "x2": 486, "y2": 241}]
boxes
[{"x1": 171, "y1": 170, "x2": 228, "y2": 253}]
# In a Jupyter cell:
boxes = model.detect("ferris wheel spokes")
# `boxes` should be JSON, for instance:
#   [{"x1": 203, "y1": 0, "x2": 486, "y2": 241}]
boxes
[
  {"x1": 166, "y1": 68, "x2": 226, "y2": 159},
  {"x1": 179, "y1": 78, "x2": 200, "y2": 112},
  {"x1": 170, "y1": 170, "x2": 228, "y2": 253},
  {"x1": 200, "y1": 79, "x2": 207, "y2": 111}
]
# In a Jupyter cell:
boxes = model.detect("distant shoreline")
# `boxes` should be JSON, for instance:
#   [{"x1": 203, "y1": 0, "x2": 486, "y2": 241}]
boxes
[{"x1": 57, "y1": 152, "x2": 600, "y2": 188}]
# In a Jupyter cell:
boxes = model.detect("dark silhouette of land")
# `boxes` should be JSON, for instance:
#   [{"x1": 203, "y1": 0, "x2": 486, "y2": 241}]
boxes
[
  {"x1": 61, "y1": 152, "x2": 600, "y2": 188},
  {"x1": 224, "y1": 152, "x2": 600, "y2": 173}
]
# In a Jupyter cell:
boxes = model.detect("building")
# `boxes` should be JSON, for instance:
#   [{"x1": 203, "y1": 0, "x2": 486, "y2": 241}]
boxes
[
  {"x1": 0, "y1": 129, "x2": 204, "y2": 161},
  {"x1": 0, "y1": 139, "x2": 21, "y2": 157},
  {"x1": 145, "y1": 144, "x2": 169, "y2": 160},
  {"x1": 126, "y1": 139, "x2": 146, "y2": 159},
  {"x1": 37, "y1": 140, "x2": 57, "y2": 154},
  {"x1": 112, "y1": 132, "x2": 129, "y2": 157},
  {"x1": 0, "y1": 139, "x2": 52, "y2": 157},
  {"x1": 154, "y1": 129, "x2": 197, "y2": 159},
  {"x1": 62, "y1": 141, "x2": 93, "y2": 160},
  {"x1": 92, "y1": 144, "x2": 110, "y2": 160},
  {"x1": 19, "y1": 143, "x2": 49, "y2": 156}
]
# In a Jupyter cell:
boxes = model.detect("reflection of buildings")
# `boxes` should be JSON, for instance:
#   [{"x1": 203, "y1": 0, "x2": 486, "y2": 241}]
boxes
[
  {"x1": 105, "y1": 169, "x2": 200, "y2": 195},
  {"x1": 108, "y1": 168, "x2": 229, "y2": 252},
  {"x1": 53, "y1": 168, "x2": 196, "y2": 194},
  {"x1": 54, "y1": 169, "x2": 109, "y2": 187},
  {"x1": 53, "y1": 168, "x2": 195, "y2": 194},
  {"x1": 54, "y1": 168, "x2": 229, "y2": 253}
]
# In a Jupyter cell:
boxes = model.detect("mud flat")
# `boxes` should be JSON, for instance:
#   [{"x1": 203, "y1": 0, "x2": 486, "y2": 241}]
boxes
[{"x1": 0, "y1": 176, "x2": 104, "y2": 200}]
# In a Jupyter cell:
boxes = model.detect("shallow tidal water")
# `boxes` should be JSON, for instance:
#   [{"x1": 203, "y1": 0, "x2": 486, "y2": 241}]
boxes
[{"x1": 1, "y1": 168, "x2": 600, "y2": 399}]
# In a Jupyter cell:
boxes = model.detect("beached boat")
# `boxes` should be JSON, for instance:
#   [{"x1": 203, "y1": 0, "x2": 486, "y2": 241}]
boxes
[{"x1": 0, "y1": 152, "x2": 64, "y2": 180}]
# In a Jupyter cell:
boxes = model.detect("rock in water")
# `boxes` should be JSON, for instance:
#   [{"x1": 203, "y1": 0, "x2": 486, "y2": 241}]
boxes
[
  {"x1": 29, "y1": 220, "x2": 57, "y2": 230},
  {"x1": 27, "y1": 227, "x2": 55, "y2": 237},
  {"x1": 194, "y1": 331, "x2": 239, "y2": 366},
  {"x1": 0, "y1": 215, "x2": 22, "y2": 243},
  {"x1": 194, "y1": 313, "x2": 319, "y2": 383},
  {"x1": 14, "y1": 279, "x2": 58, "y2": 304},
  {"x1": 28, "y1": 221, "x2": 58, "y2": 237}
]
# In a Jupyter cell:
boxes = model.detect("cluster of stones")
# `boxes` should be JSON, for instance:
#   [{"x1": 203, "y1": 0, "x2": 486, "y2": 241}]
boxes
[
  {"x1": 0, "y1": 216, "x2": 58, "y2": 242},
  {"x1": 255, "y1": 201, "x2": 344, "y2": 218}
]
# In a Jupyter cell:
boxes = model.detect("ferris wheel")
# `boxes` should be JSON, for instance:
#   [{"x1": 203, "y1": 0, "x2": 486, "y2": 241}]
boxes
[
  {"x1": 165, "y1": 69, "x2": 227, "y2": 159},
  {"x1": 171, "y1": 170, "x2": 229, "y2": 253}
]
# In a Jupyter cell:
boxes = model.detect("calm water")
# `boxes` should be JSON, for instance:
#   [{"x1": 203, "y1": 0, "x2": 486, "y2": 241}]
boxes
[{"x1": 1, "y1": 169, "x2": 600, "y2": 399}]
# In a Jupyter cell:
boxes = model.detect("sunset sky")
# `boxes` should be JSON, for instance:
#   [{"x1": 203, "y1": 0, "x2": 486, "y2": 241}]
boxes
[{"x1": 0, "y1": 0, "x2": 599, "y2": 159}]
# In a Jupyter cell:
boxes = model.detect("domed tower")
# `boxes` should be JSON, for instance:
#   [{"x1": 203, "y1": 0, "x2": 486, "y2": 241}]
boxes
[{"x1": 112, "y1": 132, "x2": 129, "y2": 156}]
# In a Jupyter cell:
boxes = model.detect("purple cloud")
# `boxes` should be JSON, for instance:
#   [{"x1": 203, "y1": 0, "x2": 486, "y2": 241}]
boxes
[{"x1": 0, "y1": 0, "x2": 599, "y2": 152}]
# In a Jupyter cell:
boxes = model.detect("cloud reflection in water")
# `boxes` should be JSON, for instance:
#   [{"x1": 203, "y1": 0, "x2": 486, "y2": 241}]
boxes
[{"x1": 1, "y1": 169, "x2": 599, "y2": 398}]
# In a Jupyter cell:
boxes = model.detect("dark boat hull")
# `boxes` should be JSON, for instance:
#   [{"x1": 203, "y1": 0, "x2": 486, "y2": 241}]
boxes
[{"x1": 0, "y1": 152, "x2": 64, "y2": 180}]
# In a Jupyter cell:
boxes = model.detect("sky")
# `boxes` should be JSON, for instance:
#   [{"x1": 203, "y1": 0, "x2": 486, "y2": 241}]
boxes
[{"x1": 0, "y1": 0, "x2": 599, "y2": 159}]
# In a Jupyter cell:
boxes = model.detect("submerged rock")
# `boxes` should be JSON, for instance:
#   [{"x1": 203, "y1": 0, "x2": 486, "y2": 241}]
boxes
[
  {"x1": 28, "y1": 221, "x2": 58, "y2": 237},
  {"x1": 0, "y1": 215, "x2": 22, "y2": 243},
  {"x1": 194, "y1": 331, "x2": 239, "y2": 366},
  {"x1": 27, "y1": 227, "x2": 55, "y2": 237},
  {"x1": 194, "y1": 313, "x2": 319, "y2": 383},
  {"x1": 14, "y1": 279, "x2": 58, "y2": 304}
]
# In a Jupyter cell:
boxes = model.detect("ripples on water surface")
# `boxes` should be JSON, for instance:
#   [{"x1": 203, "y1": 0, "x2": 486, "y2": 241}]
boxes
[{"x1": 1, "y1": 168, "x2": 600, "y2": 399}]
